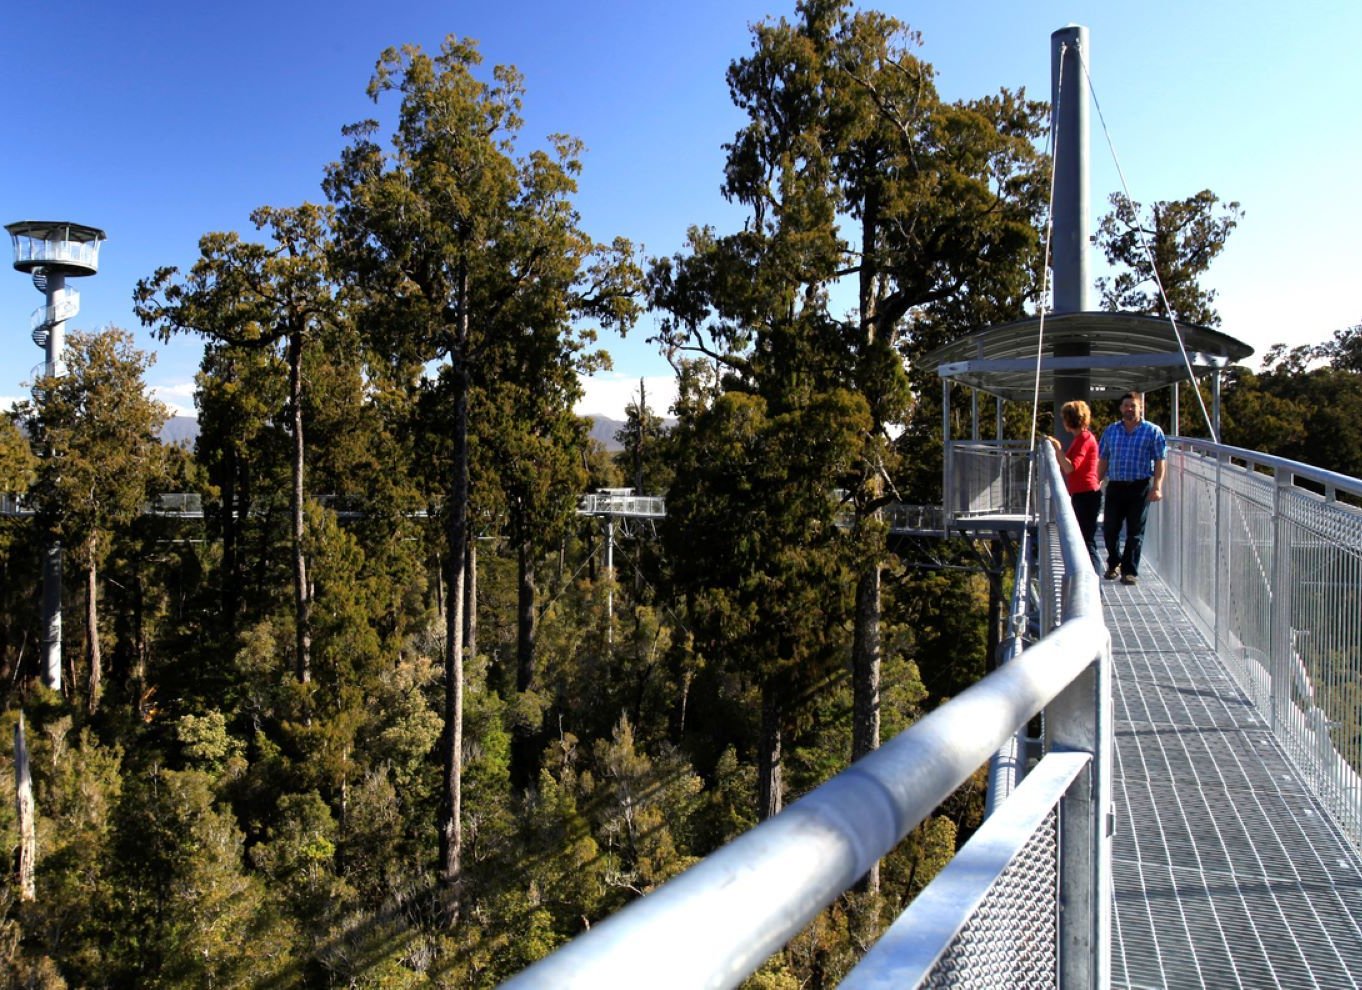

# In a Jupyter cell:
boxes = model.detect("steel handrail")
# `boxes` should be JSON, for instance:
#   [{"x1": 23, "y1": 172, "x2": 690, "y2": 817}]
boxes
[
  {"x1": 1171, "y1": 436, "x2": 1362, "y2": 500},
  {"x1": 504, "y1": 443, "x2": 1110, "y2": 989}
]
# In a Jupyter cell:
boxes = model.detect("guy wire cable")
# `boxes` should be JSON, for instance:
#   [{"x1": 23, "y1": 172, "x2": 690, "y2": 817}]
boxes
[
  {"x1": 1075, "y1": 44, "x2": 1219, "y2": 442},
  {"x1": 1022, "y1": 40, "x2": 1066, "y2": 531}
]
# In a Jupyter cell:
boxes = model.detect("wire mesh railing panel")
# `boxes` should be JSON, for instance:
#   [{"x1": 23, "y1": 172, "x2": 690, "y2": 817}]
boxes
[
  {"x1": 1221, "y1": 473, "x2": 1274, "y2": 710},
  {"x1": 920, "y1": 807, "x2": 1059, "y2": 990},
  {"x1": 1147, "y1": 440, "x2": 1362, "y2": 848},
  {"x1": 577, "y1": 493, "x2": 667, "y2": 518},
  {"x1": 1280, "y1": 484, "x2": 1362, "y2": 840},
  {"x1": 843, "y1": 751, "x2": 1091, "y2": 990},
  {"x1": 1177, "y1": 457, "x2": 1220, "y2": 642},
  {"x1": 948, "y1": 442, "x2": 1032, "y2": 518}
]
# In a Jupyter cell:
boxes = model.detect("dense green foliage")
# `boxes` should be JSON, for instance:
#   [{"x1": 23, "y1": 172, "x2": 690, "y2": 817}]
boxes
[
  {"x1": 1219, "y1": 322, "x2": 1362, "y2": 480},
  {"x1": 1095, "y1": 189, "x2": 1242, "y2": 327},
  {"x1": 3, "y1": 5, "x2": 1332, "y2": 986}
]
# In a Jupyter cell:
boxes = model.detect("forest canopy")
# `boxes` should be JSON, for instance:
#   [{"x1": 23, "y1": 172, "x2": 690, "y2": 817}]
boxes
[{"x1": 1, "y1": 4, "x2": 1356, "y2": 987}]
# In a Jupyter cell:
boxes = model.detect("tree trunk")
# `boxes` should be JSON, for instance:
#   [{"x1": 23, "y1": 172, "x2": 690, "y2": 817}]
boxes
[
  {"x1": 678, "y1": 669, "x2": 692, "y2": 739},
  {"x1": 516, "y1": 540, "x2": 537, "y2": 692},
  {"x1": 757, "y1": 687, "x2": 783, "y2": 821},
  {"x1": 221, "y1": 445, "x2": 241, "y2": 635},
  {"x1": 41, "y1": 539, "x2": 62, "y2": 693},
  {"x1": 634, "y1": 377, "x2": 646, "y2": 493},
  {"x1": 438, "y1": 279, "x2": 470, "y2": 925},
  {"x1": 852, "y1": 559, "x2": 882, "y2": 892},
  {"x1": 434, "y1": 553, "x2": 445, "y2": 623},
  {"x1": 852, "y1": 562, "x2": 881, "y2": 760},
  {"x1": 852, "y1": 180, "x2": 889, "y2": 892},
  {"x1": 15, "y1": 714, "x2": 35, "y2": 901},
  {"x1": 510, "y1": 538, "x2": 539, "y2": 790},
  {"x1": 132, "y1": 566, "x2": 148, "y2": 721},
  {"x1": 288, "y1": 329, "x2": 312, "y2": 684},
  {"x1": 463, "y1": 538, "x2": 478, "y2": 664},
  {"x1": 86, "y1": 554, "x2": 101, "y2": 716}
]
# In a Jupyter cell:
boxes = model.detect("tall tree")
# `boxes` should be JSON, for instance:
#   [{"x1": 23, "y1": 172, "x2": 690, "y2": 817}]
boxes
[
  {"x1": 0, "y1": 416, "x2": 38, "y2": 685},
  {"x1": 478, "y1": 377, "x2": 594, "y2": 789},
  {"x1": 652, "y1": 0, "x2": 1047, "y2": 827},
  {"x1": 1221, "y1": 334, "x2": 1362, "y2": 481},
  {"x1": 0, "y1": 414, "x2": 35, "y2": 495},
  {"x1": 324, "y1": 37, "x2": 640, "y2": 916},
  {"x1": 665, "y1": 384, "x2": 868, "y2": 818},
  {"x1": 615, "y1": 379, "x2": 671, "y2": 494},
  {"x1": 1095, "y1": 189, "x2": 1243, "y2": 326},
  {"x1": 1311, "y1": 321, "x2": 1362, "y2": 374},
  {"x1": 136, "y1": 203, "x2": 339, "y2": 684},
  {"x1": 18, "y1": 328, "x2": 167, "y2": 713}
]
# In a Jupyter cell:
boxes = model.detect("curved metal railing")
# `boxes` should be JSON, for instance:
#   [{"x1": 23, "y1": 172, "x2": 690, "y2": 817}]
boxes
[{"x1": 503, "y1": 443, "x2": 1110, "y2": 988}]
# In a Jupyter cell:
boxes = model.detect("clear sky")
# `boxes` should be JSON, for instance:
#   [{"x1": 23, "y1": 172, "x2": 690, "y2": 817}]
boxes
[{"x1": 3, "y1": 0, "x2": 1358, "y2": 420}]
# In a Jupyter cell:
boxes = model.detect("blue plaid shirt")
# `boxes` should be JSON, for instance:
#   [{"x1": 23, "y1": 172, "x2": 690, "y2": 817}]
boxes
[{"x1": 1100, "y1": 419, "x2": 1166, "y2": 482}]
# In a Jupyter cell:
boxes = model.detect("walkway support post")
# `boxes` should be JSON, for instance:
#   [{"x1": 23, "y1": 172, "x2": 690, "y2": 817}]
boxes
[
  {"x1": 1269, "y1": 467, "x2": 1294, "y2": 734},
  {"x1": 1042, "y1": 439, "x2": 1112, "y2": 989},
  {"x1": 942, "y1": 379, "x2": 954, "y2": 534}
]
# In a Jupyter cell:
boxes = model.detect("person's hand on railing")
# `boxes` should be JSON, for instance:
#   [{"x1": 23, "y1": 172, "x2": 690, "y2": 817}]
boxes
[{"x1": 1047, "y1": 435, "x2": 1074, "y2": 476}]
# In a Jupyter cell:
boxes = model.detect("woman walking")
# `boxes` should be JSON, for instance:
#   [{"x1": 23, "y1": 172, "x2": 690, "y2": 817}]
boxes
[{"x1": 1048, "y1": 400, "x2": 1102, "y2": 574}]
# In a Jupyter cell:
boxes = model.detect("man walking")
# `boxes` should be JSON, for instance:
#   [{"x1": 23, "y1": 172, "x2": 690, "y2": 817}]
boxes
[{"x1": 1098, "y1": 391, "x2": 1166, "y2": 585}]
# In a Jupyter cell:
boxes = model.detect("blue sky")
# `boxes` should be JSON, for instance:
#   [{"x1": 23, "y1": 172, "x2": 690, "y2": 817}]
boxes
[{"x1": 3, "y1": 0, "x2": 1358, "y2": 419}]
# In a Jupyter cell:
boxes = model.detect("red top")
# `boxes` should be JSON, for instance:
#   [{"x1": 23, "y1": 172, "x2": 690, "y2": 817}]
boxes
[{"x1": 1066, "y1": 429, "x2": 1100, "y2": 495}]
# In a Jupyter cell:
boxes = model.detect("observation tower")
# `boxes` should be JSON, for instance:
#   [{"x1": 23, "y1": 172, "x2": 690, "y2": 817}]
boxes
[{"x1": 7, "y1": 220, "x2": 106, "y2": 691}]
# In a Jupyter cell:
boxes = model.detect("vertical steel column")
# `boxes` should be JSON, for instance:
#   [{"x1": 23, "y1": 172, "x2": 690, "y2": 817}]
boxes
[
  {"x1": 1047, "y1": 35, "x2": 1109, "y2": 981},
  {"x1": 1175, "y1": 445, "x2": 1186, "y2": 590},
  {"x1": 40, "y1": 271, "x2": 68, "y2": 691},
  {"x1": 1050, "y1": 26, "x2": 1091, "y2": 314},
  {"x1": 1048, "y1": 642, "x2": 1112, "y2": 990},
  {"x1": 41, "y1": 546, "x2": 62, "y2": 690},
  {"x1": 1050, "y1": 25, "x2": 1092, "y2": 429},
  {"x1": 1220, "y1": 449, "x2": 1231, "y2": 659},
  {"x1": 1043, "y1": 413, "x2": 1111, "y2": 989},
  {"x1": 1211, "y1": 369, "x2": 1222, "y2": 443}
]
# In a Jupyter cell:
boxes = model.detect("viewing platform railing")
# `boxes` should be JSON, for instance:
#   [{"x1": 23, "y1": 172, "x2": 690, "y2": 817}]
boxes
[
  {"x1": 504, "y1": 444, "x2": 1111, "y2": 988},
  {"x1": 944, "y1": 439, "x2": 1032, "y2": 526},
  {"x1": 1146, "y1": 438, "x2": 1362, "y2": 847}
]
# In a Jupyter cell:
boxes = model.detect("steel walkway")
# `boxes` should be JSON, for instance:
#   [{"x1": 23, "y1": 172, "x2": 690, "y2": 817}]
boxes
[{"x1": 1107, "y1": 569, "x2": 1362, "y2": 989}]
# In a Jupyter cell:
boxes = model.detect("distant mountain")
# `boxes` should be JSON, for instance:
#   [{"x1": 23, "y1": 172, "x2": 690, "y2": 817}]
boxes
[
  {"x1": 161, "y1": 415, "x2": 200, "y2": 447},
  {"x1": 588, "y1": 415, "x2": 626, "y2": 452}
]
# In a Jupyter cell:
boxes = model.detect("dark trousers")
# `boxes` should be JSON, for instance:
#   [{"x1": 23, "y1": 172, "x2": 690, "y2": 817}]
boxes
[
  {"x1": 1071, "y1": 489, "x2": 1103, "y2": 575},
  {"x1": 1104, "y1": 479, "x2": 1152, "y2": 576}
]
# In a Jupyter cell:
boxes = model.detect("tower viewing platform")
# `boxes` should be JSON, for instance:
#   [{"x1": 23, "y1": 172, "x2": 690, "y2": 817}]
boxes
[{"x1": 6, "y1": 220, "x2": 105, "y2": 276}]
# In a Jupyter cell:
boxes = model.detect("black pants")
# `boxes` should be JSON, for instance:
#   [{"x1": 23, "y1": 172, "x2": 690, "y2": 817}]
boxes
[
  {"x1": 1071, "y1": 489, "x2": 1103, "y2": 574},
  {"x1": 1104, "y1": 479, "x2": 1152, "y2": 576}
]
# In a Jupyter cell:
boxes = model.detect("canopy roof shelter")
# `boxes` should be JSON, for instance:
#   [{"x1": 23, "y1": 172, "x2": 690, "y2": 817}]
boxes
[
  {"x1": 925, "y1": 310, "x2": 1254, "y2": 406},
  {"x1": 925, "y1": 311, "x2": 1254, "y2": 534}
]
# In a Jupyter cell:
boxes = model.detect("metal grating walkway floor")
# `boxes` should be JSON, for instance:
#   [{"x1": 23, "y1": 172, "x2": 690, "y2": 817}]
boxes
[{"x1": 1107, "y1": 570, "x2": 1362, "y2": 989}]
